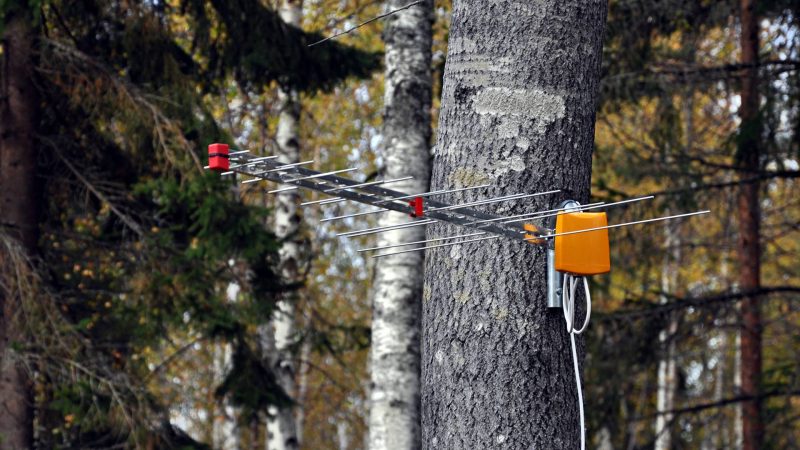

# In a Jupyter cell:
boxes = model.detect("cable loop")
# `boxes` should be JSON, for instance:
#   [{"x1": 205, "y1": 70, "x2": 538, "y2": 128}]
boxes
[{"x1": 561, "y1": 273, "x2": 592, "y2": 450}]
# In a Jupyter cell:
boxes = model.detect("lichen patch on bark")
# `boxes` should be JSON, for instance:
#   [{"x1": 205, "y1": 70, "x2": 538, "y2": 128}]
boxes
[
  {"x1": 447, "y1": 167, "x2": 491, "y2": 188},
  {"x1": 491, "y1": 307, "x2": 509, "y2": 321},
  {"x1": 453, "y1": 291, "x2": 470, "y2": 304},
  {"x1": 474, "y1": 87, "x2": 565, "y2": 134}
]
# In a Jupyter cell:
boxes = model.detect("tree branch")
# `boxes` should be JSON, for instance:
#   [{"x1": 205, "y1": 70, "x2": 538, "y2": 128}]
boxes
[
  {"x1": 308, "y1": 0, "x2": 424, "y2": 47},
  {"x1": 596, "y1": 286, "x2": 800, "y2": 322},
  {"x1": 633, "y1": 389, "x2": 800, "y2": 421}
]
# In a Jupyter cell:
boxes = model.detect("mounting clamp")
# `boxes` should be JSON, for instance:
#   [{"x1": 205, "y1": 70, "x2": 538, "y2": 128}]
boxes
[{"x1": 547, "y1": 199, "x2": 581, "y2": 308}]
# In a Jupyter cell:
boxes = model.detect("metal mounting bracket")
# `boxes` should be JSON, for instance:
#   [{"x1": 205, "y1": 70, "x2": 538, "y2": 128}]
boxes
[{"x1": 546, "y1": 199, "x2": 581, "y2": 308}]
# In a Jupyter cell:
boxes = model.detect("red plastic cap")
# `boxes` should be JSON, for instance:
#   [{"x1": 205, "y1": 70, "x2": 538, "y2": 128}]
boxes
[
  {"x1": 208, "y1": 143, "x2": 230, "y2": 171},
  {"x1": 408, "y1": 197, "x2": 424, "y2": 217}
]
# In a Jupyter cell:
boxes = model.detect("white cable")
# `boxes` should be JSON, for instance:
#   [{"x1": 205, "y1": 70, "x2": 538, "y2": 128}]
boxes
[{"x1": 562, "y1": 273, "x2": 591, "y2": 450}]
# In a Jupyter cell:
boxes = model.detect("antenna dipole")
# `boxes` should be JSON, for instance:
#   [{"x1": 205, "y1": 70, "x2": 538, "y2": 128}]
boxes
[{"x1": 205, "y1": 144, "x2": 710, "y2": 258}]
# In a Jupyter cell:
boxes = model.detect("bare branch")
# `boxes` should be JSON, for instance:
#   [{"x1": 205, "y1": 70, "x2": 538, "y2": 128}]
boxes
[
  {"x1": 308, "y1": 0, "x2": 424, "y2": 47},
  {"x1": 596, "y1": 286, "x2": 800, "y2": 322}
]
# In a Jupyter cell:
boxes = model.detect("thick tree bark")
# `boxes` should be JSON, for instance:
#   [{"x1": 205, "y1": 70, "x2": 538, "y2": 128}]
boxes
[
  {"x1": 421, "y1": 1, "x2": 607, "y2": 449},
  {"x1": 367, "y1": 1, "x2": 433, "y2": 450},
  {"x1": 736, "y1": 1, "x2": 762, "y2": 449},
  {"x1": 0, "y1": 10, "x2": 38, "y2": 450},
  {"x1": 265, "y1": 2, "x2": 303, "y2": 449}
]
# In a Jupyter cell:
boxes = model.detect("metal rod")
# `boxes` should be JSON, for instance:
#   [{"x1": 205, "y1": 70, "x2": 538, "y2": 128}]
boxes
[
  {"x1": 268, "y1": 186, "x2": 300, "y2": 194},
  {"x1": 358, "y1": 231, "x2": 487, "y2": 253},
  {"x1": 230, "y1": 150, "x2": 250, "y2": 156},
  {"x1": 320, "y1": 197, "x2": 346, "y2": 205},
  {"x1": 343, "y1": 220, "x2": 437, "y2": 238},
  {"x1": 532, "y1": 210, "x2": 711, "y2": 240},
  {"x1": 264, "y1": 160, "x2": 315, "y2": 172},
  {"x1": 372, "y1": 235, "x2": 503, "y2": 258},
  {"x1": 241, "y1": 160, "x2": 316, "y2": 183},
  {"x1": 503, "y1": 195, "x2": 655, "y2": 225},
  {"x1": 301, "y1": 196, "x2": 343, "y2": 206},
  {"x1": 375, "y1": 184, "x2": 492, "y2": 205},
  {"x1": 428, "y1": 190, "x2": 560, "y2": 212},
  {"x1": 466, "y1": 202, "x2": 606, "y2": 227},
  {"x1": 323, "y1": 176, "x2": 413, "y2": 193},
  {"x1": 281, "y1": 167, "x2": 358, "y2": 183},
  {"x1": 337, "y1": 219, "x2": 436, "y2": 238},
  {"x1": 321, "y1": 207, "x2": 390, "y2": 222},
  {"x1": 234, "y1": 156, "x2": 279, "y2": 167}
]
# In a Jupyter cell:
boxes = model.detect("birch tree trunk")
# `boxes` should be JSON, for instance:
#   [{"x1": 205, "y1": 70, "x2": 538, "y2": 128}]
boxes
[
  {"x1": 654, "y1": 221, "x2": 680, "y2": 450},
  {"x1": 422, "y1": 1, "x2": 607, "y2": 448},
  {"x1": 734, "y1": 332, "x2": 744, "y2": 450},
  {"x1": 265, "y1": 2, "x2": 303, "y2": 449},
  {"x1": 736, "y1": 1, "x2": 763, "y2": 449},
  {"x1": 368, "y1": 2, "x2": 433, "y2": 449},
  {"x1": 0, "y1": 8, "x2": 38, "y2": 449}
]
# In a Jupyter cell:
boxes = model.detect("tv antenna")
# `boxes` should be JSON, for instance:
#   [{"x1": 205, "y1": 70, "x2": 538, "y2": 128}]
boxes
[{"x1": 206, "y1": 143, "x2": 710, "y2": 450}]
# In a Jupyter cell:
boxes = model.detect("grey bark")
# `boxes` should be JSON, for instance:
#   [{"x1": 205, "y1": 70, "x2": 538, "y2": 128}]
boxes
[
  {"x1": 367, "y1": 2, "x2": 433, "y2": 450},
  {"x1": 421, "y1": 1, "x2": 607, "y2": 449},
  {"x1": 265, "y1": 2, "x2": 303, "y2": 449},
  {"x1": 0, "y1": 10, "x2": 38, "y2": 450}
]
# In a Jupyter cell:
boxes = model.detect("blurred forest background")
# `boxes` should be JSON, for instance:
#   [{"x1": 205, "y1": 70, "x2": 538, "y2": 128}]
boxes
[{"x1": 0, "y1": 0, "x2": 798, "y2": 449}]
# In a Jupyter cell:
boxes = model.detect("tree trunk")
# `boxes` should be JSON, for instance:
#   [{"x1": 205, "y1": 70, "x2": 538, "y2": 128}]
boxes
[
  {"x1": 336, "y1": 420, "x2": 349, "y2": 450},
  {"x1": 265, "y1": 2, "x2": 303, "y2": 450},
  {"x1": 736, "y1": 1, "x2": 762, "y2": 449},
  {"x1": 734, "y1": 332, "x2": 744, "y2": 450},
  {"x1": 367, "y1": 1, "x2": 433, "y2": 450},
  {"x1": 0, "y1": 9, "x2": 38, "y2": 450},
  {"x1": 654, "y1": 221, "x2": 680, "y2": 450},
  {"x1": 421, "y1": 1, "x2": 607, "y2": 449},
  {"x1": 294, "y1": 315, "x2": 311, "y2": 446}
]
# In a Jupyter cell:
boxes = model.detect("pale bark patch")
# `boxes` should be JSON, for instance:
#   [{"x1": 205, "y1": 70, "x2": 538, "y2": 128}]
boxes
[
  {"x1": 453, "y1": 291, "x2": 470, "y2": 304},
  {"x1": 448, "y1": 36, "x2": 478, "y2": 54},
  {"x1": 447, "y1": 167, "x2": 491, "y2": 188},
  {"x1": 423, "y1": 285, "x2": 432, "y2": 302},
  {"x1": 491, "y1": 307, "x2": 509, "y2": 321},
  {"x1": 473, "y1": 87, "x2": 565, "y2": 135}
]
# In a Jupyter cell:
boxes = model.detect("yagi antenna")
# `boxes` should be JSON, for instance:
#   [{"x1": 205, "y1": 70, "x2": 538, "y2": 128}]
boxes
[
  {"x1": 321, "y1": 189, "x2": 559, "y2": 224},
  {"x1": 204, "y1": 141, "x2": 711, "y2": 302},
  {"x1": 205, "y1": 142, "x2": 710, "y2": 450}
]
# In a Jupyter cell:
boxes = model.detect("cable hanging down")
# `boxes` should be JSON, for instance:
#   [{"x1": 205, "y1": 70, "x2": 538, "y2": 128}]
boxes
[{"x1": 562, "y1": 273, "x2": 592, "y2": 450}]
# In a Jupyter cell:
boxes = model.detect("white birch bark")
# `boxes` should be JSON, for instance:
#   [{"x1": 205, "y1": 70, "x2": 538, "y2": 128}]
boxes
[
  {"x1": 265, "y1": 2, "x2": 303, "y2": 449},
  {"x1": 368, "y1": 2, "x2": 433, "y2": 449},
  {"x1": 654, "y1": 220, "x2": 680, "y2": 450},
  {"x1": 734, "y1": 332, "x2": 744, "y2": 450},
  {"x1": 337, "y1": 420, "x2": 350, "y2": 450}
]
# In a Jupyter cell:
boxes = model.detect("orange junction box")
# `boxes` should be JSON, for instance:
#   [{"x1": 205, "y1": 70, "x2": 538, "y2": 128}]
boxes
[{"x1": 555, "y1": 212, "x2": 611, "y2": 276}]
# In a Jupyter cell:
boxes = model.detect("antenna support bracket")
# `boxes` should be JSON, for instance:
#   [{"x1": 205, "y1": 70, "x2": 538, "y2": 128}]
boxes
[{"x1": 547, "y1": 199, "x2": 581, "y2": 308}]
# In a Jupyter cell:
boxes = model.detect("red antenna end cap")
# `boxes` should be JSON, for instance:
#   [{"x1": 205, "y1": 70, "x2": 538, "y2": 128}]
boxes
[{"x1": 208, "y1": 143, "x2": 230, "y2": 171}]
